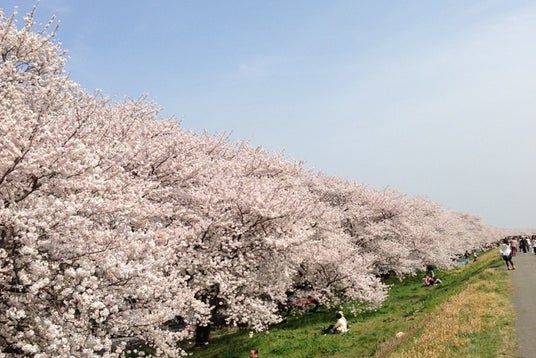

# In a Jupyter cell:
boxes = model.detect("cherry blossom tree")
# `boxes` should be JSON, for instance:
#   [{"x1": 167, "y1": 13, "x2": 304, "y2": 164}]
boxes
[
  {"x1": 0, "y1": 9, "x2": 204, "y2": 356},
  {"x1": 303, "y1": 175, "x2": 502, "y2": 278},
  {"x1": 291, "y1": 173, "x2": 386, "y2": 306},
  {"x1": 0, "y1": 7, "x2": 507, "y2": 357}
]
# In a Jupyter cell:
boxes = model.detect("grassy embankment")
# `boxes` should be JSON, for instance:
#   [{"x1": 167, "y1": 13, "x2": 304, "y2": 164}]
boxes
[{"x1": 186, "y1": 249, "x2": 515, "y2": 358}]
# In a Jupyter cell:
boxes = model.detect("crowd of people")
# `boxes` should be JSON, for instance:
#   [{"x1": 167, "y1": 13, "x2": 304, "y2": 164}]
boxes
[
  {"x1": 513, "y1": 235, "x2": 536, "y2": 255},
  {"x1": 497, "y1": 235, "x2": 536, "y2": 271}
]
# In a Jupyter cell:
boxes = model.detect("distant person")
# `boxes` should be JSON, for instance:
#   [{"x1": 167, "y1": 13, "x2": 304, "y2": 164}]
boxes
[
  {"x1": 422, "y1": 272, "x2": 441, "y2": 286},
  {"x1": 334, "y1": 311, "x2": 348, "y2": 333},
  {"x1": 426, "y1": 265, "x2": 435, "y2": 278},
  {"x1": 423, "y1": 273, "x2": 433, "y2": 286},
  {"x1": 322, "y1": 311, "x2": 348, "y2": 334},
  {"x1": 249, "y1": 348, "x2": 259, "y2": 358},
  {"x1": 510, "y1": 237, "x2": 518, "y2": 257},
  {"x1": 520, "y1": 237, "x2": 527, "y2": 253},
  {"x1": 472, "y1": 250, "x2": 478, "y2": 261},
  {"x1": 499, "y1": 238, "x2": 515, "y2": 270}
]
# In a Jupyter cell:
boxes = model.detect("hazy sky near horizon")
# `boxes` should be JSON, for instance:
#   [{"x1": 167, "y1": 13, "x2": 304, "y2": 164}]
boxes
[{"x1": 3, "y1": 1, "x2": 536, "y2": 229}]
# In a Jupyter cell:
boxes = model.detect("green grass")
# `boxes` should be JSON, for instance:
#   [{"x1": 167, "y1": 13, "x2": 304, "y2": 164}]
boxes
[
  {"x1": 385, "y1": 252, "x2": 515, "y2": 358},
  {"x1": 182, "y1": 250, "x2": 512, "y2": 358}
]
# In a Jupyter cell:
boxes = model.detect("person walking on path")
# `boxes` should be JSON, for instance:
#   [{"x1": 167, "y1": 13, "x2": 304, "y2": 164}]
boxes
[
  {"x1": 499, "y1": 238, "x2": 515, "y2": 270},
  {"x1": 510, "y1": 237, "x2": 518, "y2": 257}
]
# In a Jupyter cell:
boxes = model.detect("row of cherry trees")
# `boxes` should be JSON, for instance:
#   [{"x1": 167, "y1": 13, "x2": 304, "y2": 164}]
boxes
[{"x1": 0, "y1": 9, "x2": 508, "y2": 357}]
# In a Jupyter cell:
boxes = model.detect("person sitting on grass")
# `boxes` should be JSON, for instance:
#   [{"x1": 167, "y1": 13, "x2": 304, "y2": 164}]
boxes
[
  {"x1": 322, "y1": 311, "x2": 348, "y2": 334},
  {"x1": 422, "y1": 272, "x2": 441, "y2": 286}
]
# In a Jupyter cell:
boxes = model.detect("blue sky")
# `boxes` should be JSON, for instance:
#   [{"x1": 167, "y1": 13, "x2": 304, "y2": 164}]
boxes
[{"x1": 4, "y1": 1, "x2": 536, "y2": 229}]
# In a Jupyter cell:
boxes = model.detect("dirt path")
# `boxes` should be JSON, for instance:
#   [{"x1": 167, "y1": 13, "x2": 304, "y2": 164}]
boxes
[{"x1": 510, "y1": 252, "x2": 536, "y2": 357}]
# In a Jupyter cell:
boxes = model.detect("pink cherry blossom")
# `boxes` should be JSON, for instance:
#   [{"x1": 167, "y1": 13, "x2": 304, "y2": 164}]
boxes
[{"x1": 0, "y1": 8, "x2": 508, "y2": 357}]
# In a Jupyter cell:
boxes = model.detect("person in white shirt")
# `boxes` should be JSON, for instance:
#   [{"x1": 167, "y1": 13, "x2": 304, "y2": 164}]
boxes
[
  {"x1": 332, "y1": 311, "x2": 348, "y2": 333},
  {"x1": 322, "y1": 311, "x2": 349, "y2": 335},
  {"x1": 499, "y1": 238, "x2": 515, "y2": 270}
]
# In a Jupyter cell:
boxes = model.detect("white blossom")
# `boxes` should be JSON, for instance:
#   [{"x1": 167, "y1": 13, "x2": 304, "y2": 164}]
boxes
[{"x1": 0, "y1": 7, "x2": 508, "y2": 357}]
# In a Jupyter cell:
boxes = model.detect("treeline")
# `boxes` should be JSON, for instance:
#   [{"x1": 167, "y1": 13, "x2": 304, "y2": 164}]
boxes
[{"x1": 0, "y1": 9, "x2": 508, "y2": 357}]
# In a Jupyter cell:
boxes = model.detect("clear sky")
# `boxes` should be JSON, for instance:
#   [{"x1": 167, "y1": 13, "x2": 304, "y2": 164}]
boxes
[{"x1": 4, "y1": 1, "x2": 536, "y2": 229}]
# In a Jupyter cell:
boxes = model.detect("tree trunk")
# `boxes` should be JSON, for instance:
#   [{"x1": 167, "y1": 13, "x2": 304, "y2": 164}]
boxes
[{"x1": 194, "y1": 324, "x2": 211, "y2": 347}]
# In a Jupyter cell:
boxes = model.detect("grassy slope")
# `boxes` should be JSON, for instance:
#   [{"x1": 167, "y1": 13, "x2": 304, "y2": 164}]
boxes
[{"x1": 185, "y1": 249, "x2": 514, "y2": 358}]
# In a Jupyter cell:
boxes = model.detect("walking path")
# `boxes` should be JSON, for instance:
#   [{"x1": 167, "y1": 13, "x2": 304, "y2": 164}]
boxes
[{"x1": 510, "y1": 252, "x2": 536, "y2": 357}]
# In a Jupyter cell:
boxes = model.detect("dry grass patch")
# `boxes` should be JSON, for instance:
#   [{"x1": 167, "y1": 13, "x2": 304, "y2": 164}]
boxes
[{"x1": 387, "y1": 268, "x2": 515, "y2": 358}]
